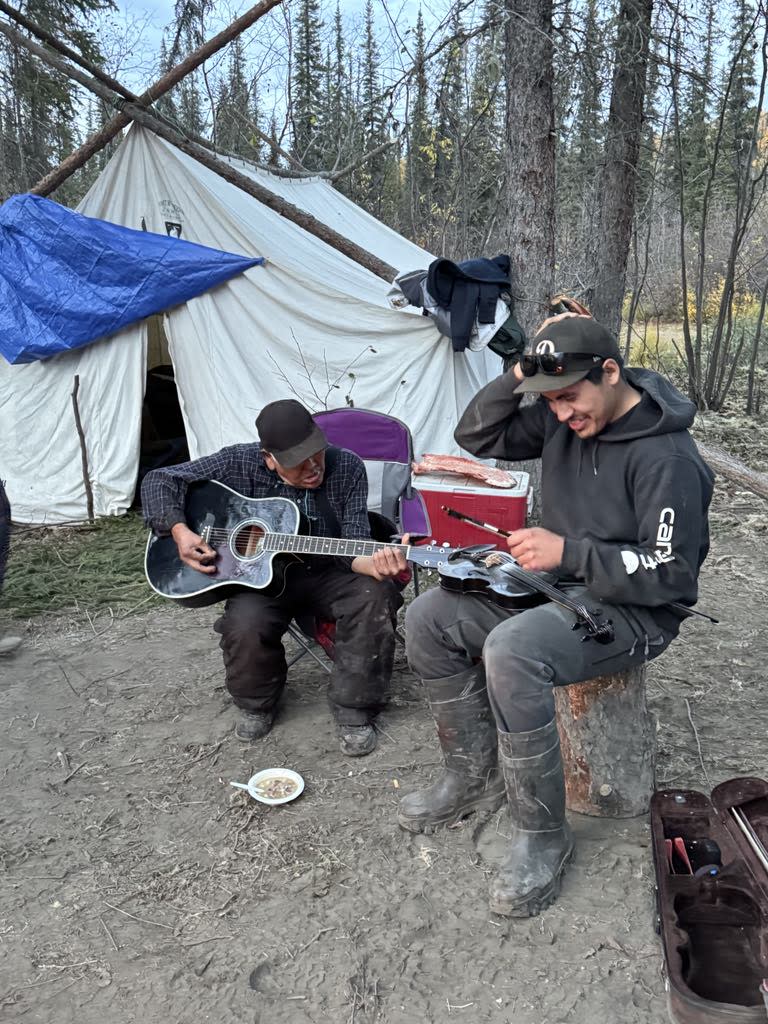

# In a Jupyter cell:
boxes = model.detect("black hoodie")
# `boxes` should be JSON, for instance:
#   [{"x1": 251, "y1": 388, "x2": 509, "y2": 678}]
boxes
[{"x1": 454, "y1": 367, "x2": 714, "y2": 625}]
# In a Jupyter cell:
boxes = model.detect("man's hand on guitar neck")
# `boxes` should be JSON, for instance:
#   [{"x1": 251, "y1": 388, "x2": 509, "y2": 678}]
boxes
[
  {"x1": 171, "y1": 522, "x2": 218, "y2": 575},
  {"x1": 352, "y1": 535, "x2": 410, "y2": 582}
]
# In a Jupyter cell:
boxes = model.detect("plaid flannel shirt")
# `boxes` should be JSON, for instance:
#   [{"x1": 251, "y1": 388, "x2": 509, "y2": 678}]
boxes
[{"x1": 140, "y1": 444, "x2": 371, "y2": 556}]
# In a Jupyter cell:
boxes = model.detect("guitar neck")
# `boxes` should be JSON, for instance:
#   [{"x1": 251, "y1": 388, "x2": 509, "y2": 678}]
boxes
[{"x1": 264, "y1": 534, "x2": 407, "y2": 560}]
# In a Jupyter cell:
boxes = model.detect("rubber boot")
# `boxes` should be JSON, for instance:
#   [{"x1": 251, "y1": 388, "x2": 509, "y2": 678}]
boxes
[
  {"x1": 398, "y1": 666, "x2": 505, "y2": 833},
  {"x1": 489, "y1": 718, "x2": 574, "y2": 917}
]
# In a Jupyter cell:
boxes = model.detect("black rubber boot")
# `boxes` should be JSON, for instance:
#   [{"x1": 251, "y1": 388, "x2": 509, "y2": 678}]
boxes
[
  {"x1": 398, "y1": 666, "x2": 505, "y2": 833},
  {"x1": 489, "y1": 718, "x2": 574, "y2": 917}
]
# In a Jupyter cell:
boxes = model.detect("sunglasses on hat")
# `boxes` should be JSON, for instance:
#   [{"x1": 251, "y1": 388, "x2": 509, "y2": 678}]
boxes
[{"x1": 520, "y1": 351, "x2": 605, "y2": 377}]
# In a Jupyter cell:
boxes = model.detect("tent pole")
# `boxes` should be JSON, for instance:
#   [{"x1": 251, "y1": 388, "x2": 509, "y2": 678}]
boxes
[
  {"x1": 0, "y1": 0, "x2": 304, "y2": 176},
  {"x1": 0, "y1": 0, "x2": 137, "y2": 102},
  {"x1": 27, "y1": 0, "x2": 286, "y2": 197},
  {"x1": 0, "y1": 19, "x2": 399, "y2": 283}
]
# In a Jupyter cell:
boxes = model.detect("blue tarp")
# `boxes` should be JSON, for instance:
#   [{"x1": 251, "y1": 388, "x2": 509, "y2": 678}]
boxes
[{"x1": 0, "y1": 193, "x2": 264, "y2": 364}]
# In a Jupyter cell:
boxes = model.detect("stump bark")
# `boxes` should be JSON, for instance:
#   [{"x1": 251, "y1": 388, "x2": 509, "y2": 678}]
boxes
[{"x1": 554, "y1": 666, "x2": 655, "y2": 817}]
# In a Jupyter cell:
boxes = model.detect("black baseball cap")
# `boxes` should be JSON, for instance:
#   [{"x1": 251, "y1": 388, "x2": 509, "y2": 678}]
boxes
[
  {"x1": 516, "y1": 317, "x2": 622, "y2": 393},
  {"x1": 255, "y1": 399, "x2": 327, "y2": 467}
]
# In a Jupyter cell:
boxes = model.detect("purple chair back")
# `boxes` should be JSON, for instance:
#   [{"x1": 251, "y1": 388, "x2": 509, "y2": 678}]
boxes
[{"x1": 314, "y1": 408, "x2": 430, "y2": 535}]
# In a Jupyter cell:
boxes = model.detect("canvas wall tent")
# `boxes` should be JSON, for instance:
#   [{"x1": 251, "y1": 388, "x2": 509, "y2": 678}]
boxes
[{"x1": 0, "y1": 126, "x2": 500, "y2": 525}]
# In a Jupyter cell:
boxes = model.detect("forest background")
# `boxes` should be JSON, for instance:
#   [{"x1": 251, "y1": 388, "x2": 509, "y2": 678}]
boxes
[{"x1": 0, "y1": 0, "x2": 767, "y2": 416}]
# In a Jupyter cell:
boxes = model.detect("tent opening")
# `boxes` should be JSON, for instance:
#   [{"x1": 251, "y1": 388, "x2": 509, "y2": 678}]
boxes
[{"x1": 135, "y1": 316, "x2": 189, "y2": 505}]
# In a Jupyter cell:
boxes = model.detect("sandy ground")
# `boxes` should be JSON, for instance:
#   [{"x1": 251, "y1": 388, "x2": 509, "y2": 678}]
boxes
[{"x1": 0, "y1": 481, "x2": 766, "y2": 1024}]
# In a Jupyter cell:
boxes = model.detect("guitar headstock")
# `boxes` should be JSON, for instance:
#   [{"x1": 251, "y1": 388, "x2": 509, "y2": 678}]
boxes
[{"x1": 406, "y1": 542, "x2": 458, "y2": 569}]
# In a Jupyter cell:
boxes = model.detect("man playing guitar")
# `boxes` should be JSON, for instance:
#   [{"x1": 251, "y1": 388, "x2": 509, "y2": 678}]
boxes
[
  {"x1": 400, "y1": 313, "x2": 715, "y2": 917},
  {"x1": 141, "y1": 399, "x2": 406, "y2": 755}
]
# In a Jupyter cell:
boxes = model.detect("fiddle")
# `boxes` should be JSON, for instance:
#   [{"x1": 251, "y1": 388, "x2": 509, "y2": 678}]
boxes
[{"x1": 438, "y1": 507, "x2": 615, "y2": 644}]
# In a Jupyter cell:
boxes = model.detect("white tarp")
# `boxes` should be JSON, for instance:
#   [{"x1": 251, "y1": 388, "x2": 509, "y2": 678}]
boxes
[{"x1": 0, "y1": 126, "x2": 498, "y2": 524}]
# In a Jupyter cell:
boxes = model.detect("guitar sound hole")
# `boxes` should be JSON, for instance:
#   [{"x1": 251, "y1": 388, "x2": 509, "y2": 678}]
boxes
[{"x1": 233, "y1": 524, "x2": 266, "y2": 558}]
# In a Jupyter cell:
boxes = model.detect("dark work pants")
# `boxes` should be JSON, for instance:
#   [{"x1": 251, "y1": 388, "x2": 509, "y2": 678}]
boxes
[
  {"x1": 214, "y1": 563, "x2": 403, "y2": 726},
  {"x1": 405, "y1": 586, "x2": 677, "y2": 733},
  {"x1": 0, "y1": 480, "x2": 9, "y2": 590}
]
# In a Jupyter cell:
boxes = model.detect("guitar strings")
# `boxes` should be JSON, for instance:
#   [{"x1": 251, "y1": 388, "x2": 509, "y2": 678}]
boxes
[{"x1": 193, "y1": 527, "x2": 409, "y2": 553}]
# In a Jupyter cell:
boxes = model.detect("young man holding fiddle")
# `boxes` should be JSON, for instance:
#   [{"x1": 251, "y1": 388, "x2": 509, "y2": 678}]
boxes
[
  {"x1": 400, "y1": 314, "x2": 714, "y2": 916},
  {"x1": 142, "y1": 399, "x2": 407, "y2": 756}
]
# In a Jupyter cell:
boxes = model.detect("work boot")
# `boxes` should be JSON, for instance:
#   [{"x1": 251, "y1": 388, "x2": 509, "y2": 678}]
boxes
[
  {"x1": 398, "y1": 666, "x2": 505, "y2": 833},
  {"x1": 338, "y1": 724, "x2": 377, "y2": 757},
  {"x1": 0, "y1": 635, "x2": 22, "y2": 656},
  {"x1": 489, "y1": 718, "x2": 574, "y2": 917},
  {"x1": 234, "y1": 709, "x2": 274, "y2": 742}
]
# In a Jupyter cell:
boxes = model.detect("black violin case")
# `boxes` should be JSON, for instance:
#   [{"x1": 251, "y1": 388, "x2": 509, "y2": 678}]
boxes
[{"x1": 650, "y1": 778, "x2": 768, "y2": 1023}]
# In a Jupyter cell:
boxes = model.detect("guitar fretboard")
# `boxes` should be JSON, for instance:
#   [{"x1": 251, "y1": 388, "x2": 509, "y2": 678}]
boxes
[{"x1": 263, "y1": 533, "x2": 406, "y2": 559}]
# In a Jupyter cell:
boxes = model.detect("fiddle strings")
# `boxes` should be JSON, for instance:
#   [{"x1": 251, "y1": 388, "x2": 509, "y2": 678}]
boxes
[{"x1": 493, "y1": 553, "x2": 594, "y2": 623}]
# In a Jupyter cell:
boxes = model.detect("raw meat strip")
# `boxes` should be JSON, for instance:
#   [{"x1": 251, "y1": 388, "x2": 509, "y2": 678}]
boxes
[{"x1": 412, "y1": 454, "x2": 517, "y2": 488}]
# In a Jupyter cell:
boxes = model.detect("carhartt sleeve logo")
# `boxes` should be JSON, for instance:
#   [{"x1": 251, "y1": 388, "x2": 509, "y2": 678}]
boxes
[
  {"x1": 622, "y1": 507, "x2": 677, "y2": 575},
  {"x1": 655, "y1": 508, "x2": 675, "y2": 564},
  {"x1": 621, "y1": 549, "x2": 640, "y2": 575}
]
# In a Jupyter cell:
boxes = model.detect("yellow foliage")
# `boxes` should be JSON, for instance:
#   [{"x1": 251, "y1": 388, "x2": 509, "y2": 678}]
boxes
[
  {"x1": 627, "y1": 323, "x2": 683, "y2": 367},
  {"x1": 685, "y1": 275, "x2": 761, "y2": 322}
]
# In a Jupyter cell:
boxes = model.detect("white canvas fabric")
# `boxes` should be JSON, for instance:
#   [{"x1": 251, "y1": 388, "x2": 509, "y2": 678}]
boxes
[{"x1": 0, "y1": 127, "x2": 498, "y2": 524}]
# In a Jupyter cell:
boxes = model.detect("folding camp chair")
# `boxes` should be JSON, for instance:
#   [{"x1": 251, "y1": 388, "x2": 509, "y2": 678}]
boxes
[{"x1": 287, "y1": 408, "x2": 431, "y2": 674}]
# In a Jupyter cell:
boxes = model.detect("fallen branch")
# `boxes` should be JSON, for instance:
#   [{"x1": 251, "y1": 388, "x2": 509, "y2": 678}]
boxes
[
  {"x1": 102, "y1": 900, "x2": 174, "y2": 930},
  {"x1": 697, "y1": 440, "x2": 768, "y2": 502},
  {"x1": 71, "y1": 375, "x2": 94, "y2": 523}
]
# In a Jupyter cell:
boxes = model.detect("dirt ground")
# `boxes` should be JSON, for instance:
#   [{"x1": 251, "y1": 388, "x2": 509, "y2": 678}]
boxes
[{"x1": 1, "y1": 478, "x2": 766, "y2": 1024}]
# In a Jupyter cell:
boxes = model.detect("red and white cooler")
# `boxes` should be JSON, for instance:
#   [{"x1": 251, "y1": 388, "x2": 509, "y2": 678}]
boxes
[{"x1": 416, "y1": 472, "x2": 530, "y2": 549}]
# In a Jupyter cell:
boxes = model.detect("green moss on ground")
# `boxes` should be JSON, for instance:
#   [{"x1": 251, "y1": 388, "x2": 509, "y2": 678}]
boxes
[{"x1": 0, "y1": 513, "x2": 161, "y2": 619}]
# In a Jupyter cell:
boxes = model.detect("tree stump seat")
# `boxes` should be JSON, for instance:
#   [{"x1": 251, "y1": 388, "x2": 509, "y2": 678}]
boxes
[{"x1": 554, "y1": 665, "x2": 654, "y2": 818}]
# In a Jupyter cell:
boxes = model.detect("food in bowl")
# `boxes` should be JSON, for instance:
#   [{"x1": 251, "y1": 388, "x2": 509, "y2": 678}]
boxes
[{"x1": 254, "y1": 776, "x2": 299, "y2": 800}]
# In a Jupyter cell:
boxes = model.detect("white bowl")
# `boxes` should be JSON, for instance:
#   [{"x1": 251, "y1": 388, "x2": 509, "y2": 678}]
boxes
[{"x1": 230, "y1": 768, "x2": 304, "y2": 805}]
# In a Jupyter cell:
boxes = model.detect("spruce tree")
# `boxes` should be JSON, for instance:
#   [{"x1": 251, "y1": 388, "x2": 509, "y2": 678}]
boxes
[
  {"x1": 432, "y1": 4, "x2": 465, "y2": 233},
  {"x1": 403, "y1": 9, "x2": 433, "y2": 244},
  {"x1": 721, "y1": 0, "x2": 758, "y2": 197},
  {"x1": 292, "y1": 0, "x2": 325, "y2": 168},
  {"x1": 215, "y1": 38, "x2": 259, "y2": 159},
  {"x1": 354, "y1": 0, "x2": 388, "y2": 215},
  {"x1": 0, "y1": 0, "x2": 114, "y2": 199},
  {"x1": 678, "y1": 0, "x2": 717, "y2": 221},
  {"x1": 464, "y1": 0, "x2": 505, "y2": 255}
]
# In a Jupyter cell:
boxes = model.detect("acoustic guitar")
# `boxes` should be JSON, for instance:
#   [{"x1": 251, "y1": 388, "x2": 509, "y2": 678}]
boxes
[{"x1": 145, "y1": 481, "x2": 461, "y2": 605}]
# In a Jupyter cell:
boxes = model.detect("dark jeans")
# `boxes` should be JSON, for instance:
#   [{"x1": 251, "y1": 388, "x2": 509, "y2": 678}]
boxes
[
  {"x1": 0, "y1": 480, "x2": 9, "y2": 589},
  {"x1": 405, "y1": 586, "x2": 677, "y2": 733},
  {"x1": 214, "y1": 563, "x2": 403, "y2": 726}
]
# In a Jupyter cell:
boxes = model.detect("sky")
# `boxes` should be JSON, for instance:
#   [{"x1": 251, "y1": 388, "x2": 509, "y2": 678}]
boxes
[{"x1": 102, "y1": 0, "x2": 462, "y2": 97}]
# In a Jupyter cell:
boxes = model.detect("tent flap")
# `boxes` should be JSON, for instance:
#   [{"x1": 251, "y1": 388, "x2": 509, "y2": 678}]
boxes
[{"x1": 0, "y1": 193, "x2": 263, "y2": 364}]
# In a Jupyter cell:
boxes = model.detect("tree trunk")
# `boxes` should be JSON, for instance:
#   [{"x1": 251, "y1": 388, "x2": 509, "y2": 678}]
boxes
[
  {"x1": 555, "y1": 666, "x2": 655, "y2": 817},
  {"x1": 499, "y1": 0, "x2": 556, "y2": 519},
  {"x1": 501, "y1": 0, "x2": 555, "y2": 337},
  {"x1": 587, "y1": 0, "x2": 653, "y2": 336}
]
